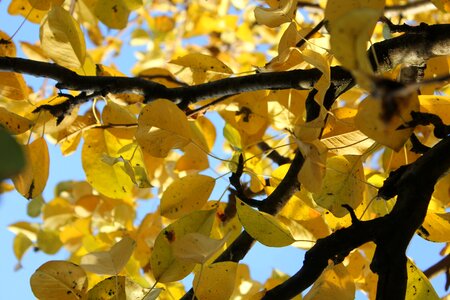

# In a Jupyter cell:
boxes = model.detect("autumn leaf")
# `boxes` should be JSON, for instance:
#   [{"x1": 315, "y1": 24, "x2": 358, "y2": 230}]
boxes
[
  {"x1": 30, "y1": 261, "x2": 88, "y2": 300},
  {"x1": 236, "y1": 198, "x2": 295, "y2": 247},
  {"x1": 161, "y1": 174, "x2": 215, "y2": 219},
  {"x1": 80, "y1": 236, "x2": 136, "y2": 275},
  {"x1": 40, "y1": 6, "x2": 86, "y2": 69},
  {"x1": 136, "y1": 99, "x2": 192, "y2": 158}
]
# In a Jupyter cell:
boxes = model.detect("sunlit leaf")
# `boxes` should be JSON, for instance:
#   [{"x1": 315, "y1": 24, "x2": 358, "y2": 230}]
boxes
[
  {"x1": 170, "y1": 53, "x2": 233, "y2": 74},
  {"x1": 406, "y1": 259, "x2": 439, "y2": 300},
  {"x1": 150, "y1": 209, "x2": 216, "y2": 282},
  {"x1": 81, "y1": 236, "x2": 136, "y2": 275},
  {"x1": 254, "y1": 0, "x2": 297, "y2": 28},
  {"x1": 82, "y1": 128, "x2": 135, "y2": 199},
  {"x1": 0, "y1": 107, "x2": 33, "y2": 134},
  {"x1": 136, "y1": 99, "x2": 191, "y2": 158},
  {"x1": 193, "y1": 262, "x2": 238, "y2": 300},
  {"x1": 161, "y1": 174, "x2": 215, "y2": 219},
  {"x1": 40, "y1": 6, "x2": 86, "y2": 69},
  {"x1": 13, "y1": 233, "x2": 33, "y2": 264},
  {"x1": 313, "y1": 155, "x2": 365, "y2": 218},
  {"x1": 30, "y1": 261, "x2": 88, "y2": 300},
  {"x1": 12, "y1": 138, "x2": 49, "y2": 199},
  {"x1": 236, "y1": 198, "x2": 295, "y2": 247},
  {"x1": 417, "y1": 212, "x2": 450, "y2": 242},
  {"x1": 303, "y1": 263, "x2": 355, "y2": 300},
  {"x1": 172, "y1": 232, "x2": 228, "y2": 264},
  {"x1": 8, "y1": 0, "x2": 47, "y2": 23},
  {"x1": 355, "y1": 94, "x2": 419, "y2": 151},
  {"x1": 297, "y1": 140, "x2": 328, "y2": 193},
  {"x1": 37, "y1": 229, "x2": 63, "y2": 254}
]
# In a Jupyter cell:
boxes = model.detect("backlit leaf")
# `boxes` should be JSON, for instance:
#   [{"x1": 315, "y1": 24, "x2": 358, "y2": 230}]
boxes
[
  {"x1": 355, "y1": 94, "x2": 419, "y2": 151},
  {"x1": 150, "y1": 209, "x2": 216, "y2": 282},
  {"x1": 40, "y1": 6, "x2": 86, "y2": 69},
  {"x1": 12, "y1": 138, "x2": 49, "y2": 199},
  {"x1": 193, "y1": 262, "x2": 238, "y2": 300},
  {"x1": 313, "y1": 155, "x2": 365, "y2": 218},
  {"x1": 170, "y1": 53, "x2": 233, "y2": 74},
  {"x1": 236, "y1": 198, "x2": 295, "y2": 247},
  {"x1": 82, "y1": 128, "x2": 135, "y2": 199},
  {"x1": 0, "y1": 72, "x2": 29, "y2": 100},
  {"x1": 37, "y1": 229, "x2": 63, "y2": 254},
  {"x1": 13, "y1": 233, "x2": 33, "y2": 263},
  {"x1": 297, "y1": 140, "x2": 328, "y2": 193},
  {"x1": 30, "y1": 260, "x2": 88, "y2": 300},
  {"x1": 254, "y1": 0, "x2": 297, "y2": 28},
  {"x1": 136, "y1": 99, "x2": 191, "y2": 158},
  {"x1": 406, "y1": 259, "x2": 439, "y2": 300},
  {"x1": 87, "y1": 276, "x2": 158, "y2": 300},
  {"x1": 8, "y1": 0, "x2": 47, "y2": 23},
  {"x1": 304, "y1": 263, "x2": 355, "y2": 300},
  {"x1": 81, "y1": 236, "x2": 136, "y2": 275},
  {"x1": 417, "y1": 212, "x2": 450, "y2": 242},
  {"x1": 0, "y1": 107, "x2": 33, "y2": 134},
  {"x1": 172, "y1": 232, "x2": 228, "y2": 264},
  {"x1": 161, "y1": 174, "x2": 215, "y2": 219}
]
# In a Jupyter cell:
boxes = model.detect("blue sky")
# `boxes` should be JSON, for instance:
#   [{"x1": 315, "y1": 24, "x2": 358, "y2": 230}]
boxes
[{"x1": 0, "y1": 2, "x2": 447, "y2": 299}]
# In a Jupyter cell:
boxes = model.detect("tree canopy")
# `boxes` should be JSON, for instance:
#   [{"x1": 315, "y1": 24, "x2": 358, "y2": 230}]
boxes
[{"x1": 1, "y1": 0, "x2": 450, "y2": 299}]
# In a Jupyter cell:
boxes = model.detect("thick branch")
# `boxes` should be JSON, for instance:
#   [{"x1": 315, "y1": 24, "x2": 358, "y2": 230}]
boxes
[
  {"x1": 263, "y1": 136, "x2": 450, "y2": 299},
  {"x1": 1, "y1": 24, "x2": 450, "y2": 109}
]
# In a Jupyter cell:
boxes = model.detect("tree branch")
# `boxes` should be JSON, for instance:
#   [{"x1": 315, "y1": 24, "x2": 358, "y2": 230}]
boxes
[{"x1": 263, "y1": 135, "x2": 450, "y2": 299}]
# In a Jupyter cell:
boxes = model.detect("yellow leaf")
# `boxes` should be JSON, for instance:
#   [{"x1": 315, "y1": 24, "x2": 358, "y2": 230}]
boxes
[
  {"x1": 297, "y1": 140, "x2": 328, "y2": 193},
  {"x1": 80, "y1": 236, "x2": 136, "y2": 275},
  {"x1": 136, "y1": 99, "x2": 191, "y2": 158},
  {"x1": 30, "y1": 260, "x2": 88, "y2": 300},
  {"x1": 313, "y1": 155, "x2": 365, "y2": 218},
  {"x1": 429, "y1": 0, "x2": 450, "y2": 12},
  {"x1": 0, "y1": 72, "x2": 29, "y2": 100},
  {"x1": 37, "y1": 229, "x2": 63, "y2": 254},
  {"x1": 417, "y1": 212, "x2": 450, "y2": 242},
  {"x1": 82, "y1": 128, "x2": 135, "y2": 199},
  {"x1": 13, "y1": 233, "x2": 33, "y2": 262},
  {"x1": 0, "y1": 31, "x2": 16, "y2": 56},
  {"x1": 176, "y1": 143, "x2": 209, "y2": 171},
  {"x1": 102, "y1": 100, "x2": 137, "y2": 139},
  {"x1": 236, "y1": 198, "x2": 295, "y2": 247},
  {"x1": 193, "y1": 262, "x2": 238, "y2": 300},
  {"x1": 254, "y1": 0, "x2": 297, "y2": 28},
  {"x1": 406, "y1": 259, "x2": 439, "y2": 300},
  {"x1": 87, "y1": 276, "x2": 159, "y2": 300},
  {"x1": 303, "y1": 263, "x2": 355, "y2": 300},
  {"x1": 355, "y1": 94, "x2": 419, "y2": 151},
  {"x1": 94, "y1": 0, "x2": 142, "y2": 29},
  {"x1": 170, "y1": 53, "x2": 233, "y2": 74},
  {"x1": 419, "y1": 95, "x2": 450, "y2": 124},
  {"x1": 40, "y1": 6, "x2": 86, "y2": 69},
  {"x1": 172, "y1": 232, "x2": 228, "y2": 264},
  {"x1": 20, "y1": 41, "x2": 49, "y2": 62},
  {"x1": 150, "y1": 209, "x2": 216, "y2": 282},
  {"x1": 0, "y1": 107, "x2": 33, "y2": 134},
  {"x1": 8, "y1": 0, "x2": 47, "y2": 23},
  {"x1": 28, "y1": 0, "x2": 64, "y2": 11},
  {"x1": 329, "y1": 8, "x2": 381, "y2": 73},
  {"x1": 223, "y1": 122, "x2": 242, "y2": 150},
  {"x1": 8, "y1": 221, "x2": 39, "y2": 241},
  {"x1": 325, "y1": 0, "x2": 385, "y2": 23},
  {"x1": 161, "y1": 174, "x2": 215, "y2": 219},
  {"x1": 12, "y1": 138, "x2": 49, "y2": 199}
]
